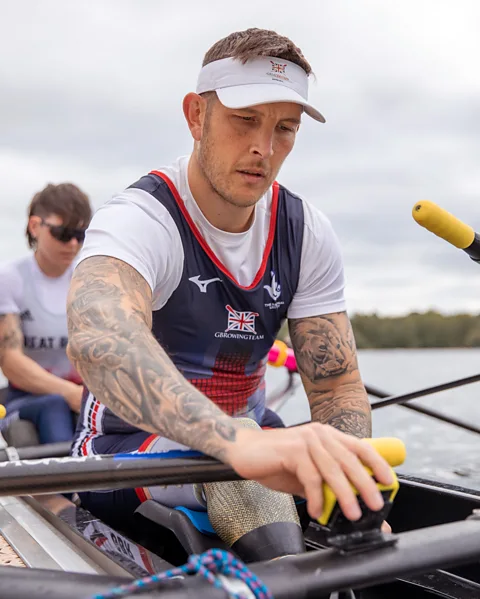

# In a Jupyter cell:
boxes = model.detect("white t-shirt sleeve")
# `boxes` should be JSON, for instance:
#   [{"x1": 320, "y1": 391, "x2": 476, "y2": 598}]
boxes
[
  {"x1": 76, "y1": 188, "x2": 184, "y2": 310},
  {"x1": 287, "y1": 201, "x2": 347, "y2": 319},
  {"x1": 0, "y1": 263, "x2": 23, "y2": 314}
]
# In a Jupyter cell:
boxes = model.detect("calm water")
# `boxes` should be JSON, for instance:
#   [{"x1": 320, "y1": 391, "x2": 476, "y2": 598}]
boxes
[
  {"x1": 266, "y1": 348, "x2": 480, "y2": 491},
  {"x1": 2, "y1": 349, "x2": 479, "y2": 490}
]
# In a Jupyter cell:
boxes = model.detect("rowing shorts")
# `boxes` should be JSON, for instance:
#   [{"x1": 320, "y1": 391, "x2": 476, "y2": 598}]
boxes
[{"x1": 77, "y1": 408, "x2": 285, "y2": 524}]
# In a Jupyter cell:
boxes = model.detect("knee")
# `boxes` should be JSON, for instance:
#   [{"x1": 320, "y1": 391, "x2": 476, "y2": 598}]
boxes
[
  {"x1": 49, "y1": 393, "x2": 68, "y2": 404},
  {"x1": 38, "y1": 394, "x2": 71, "y2": 413},
  {"x1": 261, "y1": 408, "x2": 285, "y2": 429}
]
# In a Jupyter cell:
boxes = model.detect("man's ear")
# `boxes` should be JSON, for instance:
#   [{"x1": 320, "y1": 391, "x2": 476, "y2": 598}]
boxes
[{"x1": 183, "y1": 92, "x2": 209, "y2": 142}]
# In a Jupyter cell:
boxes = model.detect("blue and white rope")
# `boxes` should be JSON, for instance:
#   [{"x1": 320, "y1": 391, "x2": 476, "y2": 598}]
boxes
[{"x1": 92, "y1": 548, "x2": 273, "y2": 599}]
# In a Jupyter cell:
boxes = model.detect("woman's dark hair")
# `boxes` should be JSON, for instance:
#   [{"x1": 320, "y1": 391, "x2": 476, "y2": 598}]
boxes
[{"x1": 26, "y1": 183, "x2": 93, "y2": 248}]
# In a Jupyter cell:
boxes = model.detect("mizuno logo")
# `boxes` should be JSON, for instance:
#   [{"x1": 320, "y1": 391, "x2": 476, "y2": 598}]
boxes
[{"x1": 189, "y1": 275, "x2": 222, "y2": 293}]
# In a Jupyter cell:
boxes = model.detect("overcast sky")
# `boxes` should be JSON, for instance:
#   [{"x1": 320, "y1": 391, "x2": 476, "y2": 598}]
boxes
[{"x1": 2, "y1": 0, "x2": 480, "y2": 316}]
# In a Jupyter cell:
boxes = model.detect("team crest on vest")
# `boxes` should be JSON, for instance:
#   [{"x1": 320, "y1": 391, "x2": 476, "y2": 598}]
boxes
[{"x1": 264, "y1": 271, "x2": 284, "y2": 310}]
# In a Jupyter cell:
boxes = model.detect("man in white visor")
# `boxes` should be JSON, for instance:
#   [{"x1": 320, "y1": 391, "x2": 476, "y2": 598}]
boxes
[{"x1": 67, "y1": 28, "x2": 392, "y2": 558}]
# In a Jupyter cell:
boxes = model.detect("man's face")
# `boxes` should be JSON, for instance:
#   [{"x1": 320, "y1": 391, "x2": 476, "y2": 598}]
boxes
[{"x1": 197, "y1": 96, "x2": 302, "y2": 208}]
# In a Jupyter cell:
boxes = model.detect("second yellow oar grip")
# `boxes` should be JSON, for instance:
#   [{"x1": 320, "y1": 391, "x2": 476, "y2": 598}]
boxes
[
  {"x1": 412, "y1": 200, "x2": 474, "y2": 249},
  {"x1": 364, "y1": 437, "x2": 406, "y2": 467}
]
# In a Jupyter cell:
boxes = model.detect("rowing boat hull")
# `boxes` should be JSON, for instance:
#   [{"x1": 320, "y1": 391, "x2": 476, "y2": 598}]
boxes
[{"x1": 0, "y1": 472, "x2": 477, "y2": 598}]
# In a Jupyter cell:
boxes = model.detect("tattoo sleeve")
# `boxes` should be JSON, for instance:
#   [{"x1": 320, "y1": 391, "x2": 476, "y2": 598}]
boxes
[
  {"x1": 66, "y1": 256, "x2": 238, "y2": 461},
  {"x1": 288, "y1": 312, "x2": 371, "y2": 438},
  {"x1": 0, "y1": 314, "x2": 23, "y2": 366}
]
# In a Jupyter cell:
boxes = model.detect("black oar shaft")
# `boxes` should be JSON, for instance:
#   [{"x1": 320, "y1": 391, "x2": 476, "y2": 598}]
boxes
[
  {"x1": 365, "y1": 385, "x2": 480, "y2": 435},
  {"x1": 0, "y1": 455, "x2": 241, "y2": 497},
  {"x1": 398, "y1": 403, "x2": 480, "y2": 435},
  {"x1": 365, "y1": 381, "x2": 480, "y2": 435},
  {"x1": 369, "y1": 373, "x2": 480, "y2": 409}
]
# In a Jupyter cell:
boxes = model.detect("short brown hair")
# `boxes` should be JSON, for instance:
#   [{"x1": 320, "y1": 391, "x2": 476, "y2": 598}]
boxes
[
  {"x1": 202, "y1": 28, "x2": 313, "y2": 75},
  {"x1": 26, "y1": 183, "x2": 93, "y2": 248}
]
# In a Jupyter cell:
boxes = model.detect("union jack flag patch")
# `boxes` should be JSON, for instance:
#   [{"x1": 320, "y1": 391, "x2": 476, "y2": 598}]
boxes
[
  {"x1": 225, "y1": 305, "x2": 259, "y2": 335},
  {"x1": 270, "y1": 61, "x2": 287, "y2": 74}
]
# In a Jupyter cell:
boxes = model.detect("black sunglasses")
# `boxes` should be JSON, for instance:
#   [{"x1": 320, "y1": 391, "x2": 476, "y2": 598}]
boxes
[{"x1": 41, "y1": 220, "x2": 86, "y2": 243}]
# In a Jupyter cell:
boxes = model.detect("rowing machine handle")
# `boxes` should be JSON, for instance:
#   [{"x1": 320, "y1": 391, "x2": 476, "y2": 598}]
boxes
[{"x1": 412, "y1": 200, "x2": 480, "y2": 262}]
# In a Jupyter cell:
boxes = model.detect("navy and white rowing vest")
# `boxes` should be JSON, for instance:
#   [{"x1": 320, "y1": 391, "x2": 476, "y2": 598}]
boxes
[{"x1": 73, "y1": 171, "x2": 304, "y2": 451}]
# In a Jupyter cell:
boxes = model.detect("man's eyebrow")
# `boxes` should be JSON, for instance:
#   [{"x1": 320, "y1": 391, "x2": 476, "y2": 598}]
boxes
[
  {"x1": 281, "y1": 117, "x2": 301, "y2": 125},
  {"x1": 234, "y1": 108, "x2": 301, "y2": 125}
]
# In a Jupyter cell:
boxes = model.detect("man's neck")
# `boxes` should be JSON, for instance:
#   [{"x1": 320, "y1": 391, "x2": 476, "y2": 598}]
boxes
[
  {"x1": 187, "y1": 156, "x2": 255, "y2": 233},
  {"x1": 34, "y1": 252, "x2": 69, "y2": 278}
]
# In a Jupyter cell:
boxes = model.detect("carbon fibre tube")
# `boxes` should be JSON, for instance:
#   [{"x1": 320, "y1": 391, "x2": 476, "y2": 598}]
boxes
[
  {"x1": 0, "y1": 441, "x2": 71, "y2": 462},
  {"x1": 0, "y1": 453, "x2": 242, "y2": 496},
  {"x1": 0, "y1": 518, "x2": 479, "y2": 598},
  {"x1": 0, "y1": 438, "x2": 405, "y2": 497}
]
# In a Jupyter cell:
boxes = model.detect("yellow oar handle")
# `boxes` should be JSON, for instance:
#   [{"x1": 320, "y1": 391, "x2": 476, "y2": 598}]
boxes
[
  {"x1": 412, "y1": 200, "x2": 475, "y2": 250},
  {"x1": 364, "y1": 437, "x2": 406, "y2": 467},
  {"x1": 0, "y1": 405, "x2": 6, "y2": 419},
  {"x1": 318, "y1": 437, "x2": 404, "y2": 526}
]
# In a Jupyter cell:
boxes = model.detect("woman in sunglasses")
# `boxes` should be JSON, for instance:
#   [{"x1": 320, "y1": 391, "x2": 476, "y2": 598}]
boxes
[{"x1": 0, "y1": 183, "x2": 92, "y2": 445}]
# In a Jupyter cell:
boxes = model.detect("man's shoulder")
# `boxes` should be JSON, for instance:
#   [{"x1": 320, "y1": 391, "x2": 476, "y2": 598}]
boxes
[
  {"x1": 128, "y1": 172, "x2": 168, "y2": 196},
  {"x1": 128, "y1": 155, "x2": 188, "y2": 197},
  {"x1": 276, "y1": 181, "x2": 304, "y2": 205},
  {"x1": 95, "y1": 156, "x2": 188, "y2": 218},
  {"x1": 276, "y1": 182, "x2": 333, "y2": 232}
]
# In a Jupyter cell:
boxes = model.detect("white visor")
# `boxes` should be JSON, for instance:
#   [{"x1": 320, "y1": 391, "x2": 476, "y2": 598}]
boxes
[{"x1": 196, "y1": 56, "x2": 325, "y2": 123}]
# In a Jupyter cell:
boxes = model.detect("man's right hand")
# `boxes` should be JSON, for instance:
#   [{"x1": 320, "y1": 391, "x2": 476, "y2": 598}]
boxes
[
  {"x1": 62, "y1": 383, "x2": 84, "y2": 414},
  {"x1": 226, "y1": 423, "x2": 394, "y2": 522}
]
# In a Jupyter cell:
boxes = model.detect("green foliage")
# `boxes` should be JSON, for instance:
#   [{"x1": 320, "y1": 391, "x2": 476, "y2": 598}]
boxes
[
  {"x1": 350, "y1": 311, "x2": 480, "y2": 349},
  {"x1": 277, "y1": 312, "x2": 480, "y2": 349}
]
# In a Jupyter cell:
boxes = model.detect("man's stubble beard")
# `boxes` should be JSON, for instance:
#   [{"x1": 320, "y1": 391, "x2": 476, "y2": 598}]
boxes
[{"x1": 197, "y1": 131, "x2": 266, "y2": 209}]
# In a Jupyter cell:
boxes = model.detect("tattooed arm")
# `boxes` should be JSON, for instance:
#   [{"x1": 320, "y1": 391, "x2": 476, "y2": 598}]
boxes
[
  {"x1": 67, "y1": 256, "x2": 394, "y2": 518},
  {"x1": 0, "y1": 314, "x2": 22, "y2": 359},
  {"x1": 288, "y1": 312, "x2": 371, "y2": 438},
  {"x1": 0, "y1": 314, "x2": 82, "y2": 408},
  {"x1": 66, "y1": 255, "x2": 241, "y2": 461}
]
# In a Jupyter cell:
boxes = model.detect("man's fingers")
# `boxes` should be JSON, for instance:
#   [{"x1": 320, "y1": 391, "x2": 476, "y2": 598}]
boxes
[
  {"x1": 331, "y1": 430, "x2": 394, "y2": 486},
  {"x1": 323, "y1": 435, "x2": 385, "y2": 513},
  {"x1": 234, "y1": 425, "x2": 398, "y2": 526},
  {"x1": 293, "y1": 457, "x2": 324, "y2": 520},
  {"x1": 306, "y1": 437, "x2": 362, "y2": 521}
]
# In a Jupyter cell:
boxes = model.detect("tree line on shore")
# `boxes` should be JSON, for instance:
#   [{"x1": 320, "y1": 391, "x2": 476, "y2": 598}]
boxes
[{"x1": 278, "y1": 311, "x2": 480, "y2": 349}]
